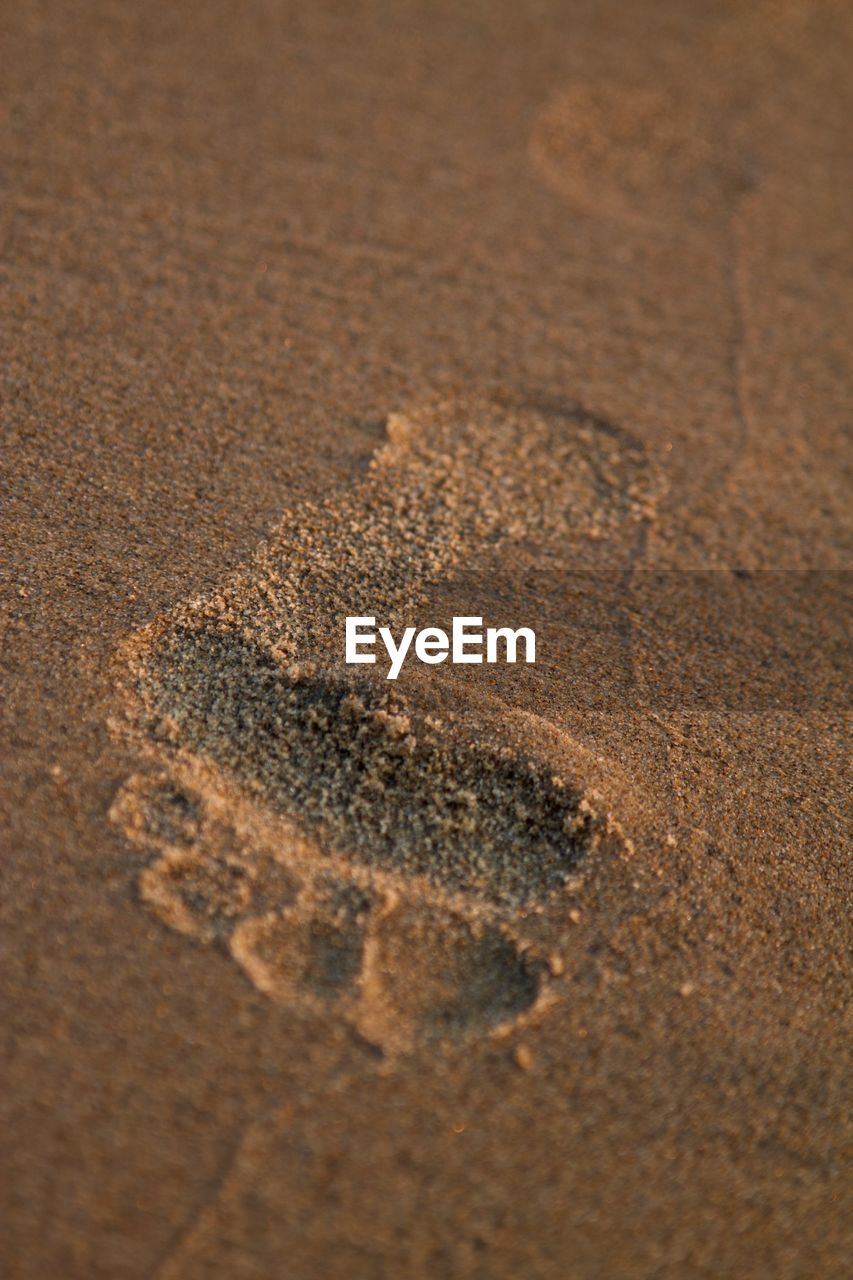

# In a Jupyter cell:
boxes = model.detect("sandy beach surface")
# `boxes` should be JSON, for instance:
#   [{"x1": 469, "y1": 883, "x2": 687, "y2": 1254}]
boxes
[{"x1": 2, "y1": 2, "x2": 851, "y2": 1276}]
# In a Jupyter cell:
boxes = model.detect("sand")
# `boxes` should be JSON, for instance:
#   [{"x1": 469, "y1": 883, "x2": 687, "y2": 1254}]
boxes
[{"x1": 2, "y1": 1, "x2": 851, "y2": 1277}]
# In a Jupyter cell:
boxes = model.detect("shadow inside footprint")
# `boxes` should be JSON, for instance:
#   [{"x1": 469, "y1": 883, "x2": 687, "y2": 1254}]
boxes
[
  {"x1": 115, "y1": 774, "x2": 205, "y2": 849},
  {"x1": 140, "y1": 850, "x2": 253, "y2": 943},
  {"x1": 360, "y1": 904, "x2": 542, "y2": 1049},
  {"x1": 133, "y1": 625, "x2": 590, "y2": 910},
  {"x1": 230, "y1": 881, "x2": 375, "y2": 1009}
]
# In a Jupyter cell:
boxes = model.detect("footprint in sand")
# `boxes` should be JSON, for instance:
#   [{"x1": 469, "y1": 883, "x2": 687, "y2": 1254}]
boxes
[
  {"x1": 110, "y1": 394, "x2": 657, "y2": 1052},
  {"x1": 529, "y1": 83, "x2": 752, "y2": 236},
  {"x1": 528, "y1": 74, "x2": 766, "y2": 515}
]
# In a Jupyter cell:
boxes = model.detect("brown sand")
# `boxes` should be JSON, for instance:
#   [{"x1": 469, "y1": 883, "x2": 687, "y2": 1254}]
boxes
[{"x1": 2, "y1": 1, "x2": 851, "y2": 1277}]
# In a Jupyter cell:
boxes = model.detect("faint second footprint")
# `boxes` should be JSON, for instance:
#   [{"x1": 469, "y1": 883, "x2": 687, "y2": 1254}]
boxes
[{"x1": 529, "y1": 83, "x2": 751, "y2": 234}]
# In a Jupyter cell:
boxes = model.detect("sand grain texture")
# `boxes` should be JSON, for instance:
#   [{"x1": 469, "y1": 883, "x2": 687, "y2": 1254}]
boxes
[{"x1": 2, "y1": 1, "x2": 851, "y2": 1277}]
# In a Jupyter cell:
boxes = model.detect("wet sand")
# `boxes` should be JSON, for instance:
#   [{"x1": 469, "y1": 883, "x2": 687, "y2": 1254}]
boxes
[{"x1": 2, "y1": 2, "x2": 851, "y2": 1276}]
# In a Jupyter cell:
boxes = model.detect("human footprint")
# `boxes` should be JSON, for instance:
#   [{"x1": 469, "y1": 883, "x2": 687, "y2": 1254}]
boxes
[{"x1": 110, "y1": 394, "x2": 653, "y2": 1049}]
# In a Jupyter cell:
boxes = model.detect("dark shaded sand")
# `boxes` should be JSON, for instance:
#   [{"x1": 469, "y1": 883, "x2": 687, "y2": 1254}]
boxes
[{"x1": 2, "y1": 1, "x2": 851, "y2": 1277}]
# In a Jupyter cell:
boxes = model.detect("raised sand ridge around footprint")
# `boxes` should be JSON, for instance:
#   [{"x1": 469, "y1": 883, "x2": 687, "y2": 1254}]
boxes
[{"x1": 111, "y1": 395, "x2": 655, "y2": 1050}]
